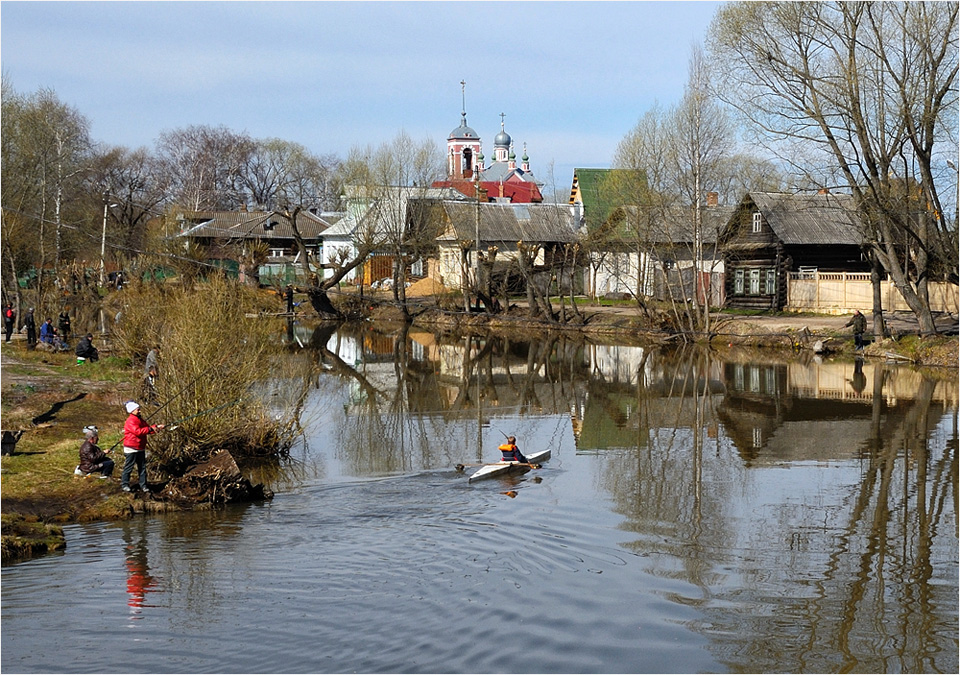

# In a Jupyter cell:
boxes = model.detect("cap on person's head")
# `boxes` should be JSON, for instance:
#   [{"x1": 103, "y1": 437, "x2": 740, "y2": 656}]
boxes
[
  {"x1": 83, "y1": 425, "x2": 99, "y2": 438},
  {"x1": 86, "y1": 333, "x2": 93, "y2": 338},
  {"x1": 125, "y1": 401, "x2": 140, "y2": 414}
]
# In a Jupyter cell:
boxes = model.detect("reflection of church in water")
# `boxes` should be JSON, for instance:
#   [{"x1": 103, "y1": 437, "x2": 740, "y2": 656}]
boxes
[{"x1": 431, "y1": 84, "x2": 544, "y2": 204}]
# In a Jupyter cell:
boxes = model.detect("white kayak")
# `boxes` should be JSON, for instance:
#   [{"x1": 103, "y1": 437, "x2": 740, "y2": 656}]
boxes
[{"x1": 467, "y1": 449, "x2": 551, "y2": 484}]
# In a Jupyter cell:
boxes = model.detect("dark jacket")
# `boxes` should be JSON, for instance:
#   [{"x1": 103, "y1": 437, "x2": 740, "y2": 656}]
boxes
[
  {"x1": 76, "y1": 336, "x2": 97, "y2": 358},
  {"x1": 845, "y1": 313, "x2": 867, "y2": 334},
  {"x1": 79, "y1": 439, "x2": 108, "y2": 473}
]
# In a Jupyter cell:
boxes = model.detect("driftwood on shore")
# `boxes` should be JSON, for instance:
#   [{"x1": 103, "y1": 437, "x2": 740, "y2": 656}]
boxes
[{"x1": 158, "y1": 449, "x2": 273, "y2": 505}]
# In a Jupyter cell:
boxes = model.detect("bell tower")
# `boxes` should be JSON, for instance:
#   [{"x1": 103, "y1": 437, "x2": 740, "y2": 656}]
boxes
[{"x1": 447, "y1": 81, "x2": 482, "y2": 180}]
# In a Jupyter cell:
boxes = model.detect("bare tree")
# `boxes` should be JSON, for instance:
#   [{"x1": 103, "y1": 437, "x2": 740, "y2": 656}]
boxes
[
  {"x1": 0, "y1": 82, "x2": 91, "y2": 306},
  {"x1": 709, "y1": 0, "x2": 959, "y2": 334},
  {"x1": 156, "y1": 125, "x2": 254, "y2": 211}
]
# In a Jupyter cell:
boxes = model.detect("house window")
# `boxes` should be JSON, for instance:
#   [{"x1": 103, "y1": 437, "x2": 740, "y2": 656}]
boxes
[
  {"x1": 734, "y1": 269, "x2": 744, "y2": 294},
  {"x1": 752, "y1": 212, "x2": 762, "y2": 233},
  {"x1": 765, "y1": 269, "x2": 777, "y2": 295},
  {"x1": 749, "y1": 269, "x2": 761, "y2": 295},
  {"x1": 269, "y1": 248, "x2": 286, "y2": 258}
]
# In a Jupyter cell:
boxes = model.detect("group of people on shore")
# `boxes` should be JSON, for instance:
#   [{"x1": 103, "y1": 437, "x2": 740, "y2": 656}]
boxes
[
  {"x1": 3, "y1": 305, "x2": 99, "y2": 361},
  {"x1": 76, "y1": 400, "x2": 165, "y2": 493}
]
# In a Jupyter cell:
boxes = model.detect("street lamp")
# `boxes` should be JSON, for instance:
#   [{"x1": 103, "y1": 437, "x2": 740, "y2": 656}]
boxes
[{"x1": 100, "y1": 196, "x2": 119, "y2": 287}]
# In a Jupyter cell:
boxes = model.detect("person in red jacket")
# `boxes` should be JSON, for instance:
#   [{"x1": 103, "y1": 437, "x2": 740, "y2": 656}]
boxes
[
  {"x1": 498, "y1": 436, "x2": 528, "y2": 463},
  {"x1": 121, "y1": 401, "x2": 164, "y2": 493}
]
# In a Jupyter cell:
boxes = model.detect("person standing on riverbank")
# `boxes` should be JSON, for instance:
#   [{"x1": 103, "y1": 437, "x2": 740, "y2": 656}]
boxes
[
  {"x1": 121, "y1": 401, "x2": 164, "y2": 493},
  {"x1": 78, "y1": 425, "x2": 114, "y2": 478},
  {"x1": 845, "y1": 310, "x2": 867, "y2": 350},
  {"x1": 58, "y1": 310, "x2": 72, "y2": 342},
  {"x1": 4, "y1": 304, "x2": 15, "y2": 343},
  {"x1": 23, "y1": 308, "x2": 36, "y2": 350}
]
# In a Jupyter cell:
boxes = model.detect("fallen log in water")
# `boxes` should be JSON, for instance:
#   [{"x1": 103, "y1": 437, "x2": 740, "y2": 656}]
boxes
[{"x1": 158, "y1": 449, "x2": 273, "y2": 506}]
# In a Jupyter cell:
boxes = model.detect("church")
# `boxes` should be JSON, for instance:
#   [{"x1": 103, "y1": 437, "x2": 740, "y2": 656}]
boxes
[{"x1": 432, "y1": 106, "x2": 544, "y2": 203}]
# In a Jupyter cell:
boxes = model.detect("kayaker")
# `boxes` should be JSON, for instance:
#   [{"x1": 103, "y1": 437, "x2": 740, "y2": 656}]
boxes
[
  {"x1": 121, "y1": 401, "x2": 164, "y2": 493},
  {"x1": 498, "y1": 436, "x2": 528, "y2": 463}
]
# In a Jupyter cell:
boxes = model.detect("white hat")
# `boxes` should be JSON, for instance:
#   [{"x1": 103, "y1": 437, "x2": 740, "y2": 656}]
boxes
[
  {"x1": 125, "y1": 401, "x2": 140, "y2": 414},
  {"x1": 83, "y1": 425, "x2": 99, "y2": 437}
]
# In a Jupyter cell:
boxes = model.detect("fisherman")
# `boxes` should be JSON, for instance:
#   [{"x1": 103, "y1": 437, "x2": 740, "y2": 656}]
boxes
[
  {"x1": 3, "y1": 304, "x2": 15, "y2": 343},
  {"x1": 498, "y1": 436, "x2": 529, "y2": 464},
  {"x1": 142, "y1": 346, "x2": 160, "y2": 403},
  {"x1": 39, "y1": 318, "x2": 57, "y2": 345},
  {"x1": 77, "y1": 425, "x2": 114, "y2": 478},
  {"x1": 121, "y1": 401, "x2": 164, "y2": 493},
  {"x1": 58, "y1": 310, "x2": 72, "y2": 341},
  {"x1": 844, "y1": 309, "x2": 867, "y2": 351},
  {"x1": 76, "y1": 333, "x2": 99, "y2": 362},
  {"x1": 24, "y1": 308, "x2": 37, "y2": 350}
]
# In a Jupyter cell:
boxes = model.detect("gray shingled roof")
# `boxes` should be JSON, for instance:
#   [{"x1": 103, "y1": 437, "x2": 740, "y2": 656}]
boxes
[
  {"x1": 436, "y1": 201, "x2": 578, "y2": 244},
  {"x1": 179, "y1": 210, "x2": 330, "y2": 240},
  {"x1": 749, "y1": 192, "x2": 863, "y2": 245},
  {"x1": 614, "y1": 205, "x2": 736, "y2": 244}
]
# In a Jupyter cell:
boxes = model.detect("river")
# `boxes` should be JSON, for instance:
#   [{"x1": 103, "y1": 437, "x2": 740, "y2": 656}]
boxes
[{"x1": 2, "y1": 323, "x2": 957, "y2": 673}]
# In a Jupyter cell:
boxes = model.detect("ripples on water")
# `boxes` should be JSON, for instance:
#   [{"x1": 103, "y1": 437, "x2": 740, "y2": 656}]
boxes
[{"x1": 2, "y1": 334, "x2": 957, "y2": 674}]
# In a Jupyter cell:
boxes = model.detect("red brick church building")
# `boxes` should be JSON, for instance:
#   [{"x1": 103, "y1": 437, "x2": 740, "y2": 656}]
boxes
[{"x1": 432, "y1": 106, "x2": 543, "y2": 203}]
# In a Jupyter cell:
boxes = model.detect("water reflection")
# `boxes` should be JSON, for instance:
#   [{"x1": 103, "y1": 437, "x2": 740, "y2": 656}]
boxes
[
  {"x1": 287, "y1": 323, "x2": 957, "y2": 672},
  {"x1": 122, "y1": 522, "x2": 158, "y2": 623}
]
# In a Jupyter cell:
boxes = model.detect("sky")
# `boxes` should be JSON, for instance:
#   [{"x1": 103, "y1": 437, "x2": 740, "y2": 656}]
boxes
[{"x1": 1, "y1": 1, "x2": 723, "y2": 194}]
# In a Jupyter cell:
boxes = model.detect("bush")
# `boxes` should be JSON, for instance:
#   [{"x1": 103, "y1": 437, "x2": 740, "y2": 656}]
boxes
[{"x1": 110, "y1": 276, "x2": 300, "y2": 472}]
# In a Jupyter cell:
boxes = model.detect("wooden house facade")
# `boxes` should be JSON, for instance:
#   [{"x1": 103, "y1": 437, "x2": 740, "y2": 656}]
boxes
[{"x1": 720, "y1": 192, "x2": 869, "y2": 311}]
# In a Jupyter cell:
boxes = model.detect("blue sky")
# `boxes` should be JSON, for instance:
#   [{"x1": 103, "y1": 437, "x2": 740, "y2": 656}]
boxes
[{"x1": 1, "y1": 1, "x2": 723, "y2": 192}]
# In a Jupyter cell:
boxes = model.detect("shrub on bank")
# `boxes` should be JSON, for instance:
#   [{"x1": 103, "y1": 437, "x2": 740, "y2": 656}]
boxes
[{"x1": 109, "y1": 277, "x2": 301, "y2": 474}]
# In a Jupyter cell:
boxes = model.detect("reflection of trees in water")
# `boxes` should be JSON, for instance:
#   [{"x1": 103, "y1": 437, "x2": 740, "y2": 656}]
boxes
[{"x1": 593, "y1": 348, "x2": 957, "y2": 673}]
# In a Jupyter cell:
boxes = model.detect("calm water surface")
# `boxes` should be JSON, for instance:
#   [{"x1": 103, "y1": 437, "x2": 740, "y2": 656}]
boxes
[{"x1": 2, "y1": 324, "x2": 957, "y2": 673}]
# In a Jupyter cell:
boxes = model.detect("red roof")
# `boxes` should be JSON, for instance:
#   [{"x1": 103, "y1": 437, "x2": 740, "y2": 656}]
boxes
[{"x1": 432, "y1": 180, "x2": 543, "y2": 204}]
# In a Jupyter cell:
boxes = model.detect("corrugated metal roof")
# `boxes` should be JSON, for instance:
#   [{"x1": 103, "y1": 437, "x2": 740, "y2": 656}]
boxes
[
  {"x1": 436, "y1": 201, "x2": 579, "y2": 244},
  {"x1": 750, "y1": 192, "x2": 863, "y2": 245}
]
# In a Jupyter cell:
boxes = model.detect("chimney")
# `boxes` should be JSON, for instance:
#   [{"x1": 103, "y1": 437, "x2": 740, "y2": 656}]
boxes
[
  {"x1": 706, "y1": 192, "x2": 719, "y2": 207},
  {"x1": 239, "y1": 203, "x2": 247, "y2": 212}
]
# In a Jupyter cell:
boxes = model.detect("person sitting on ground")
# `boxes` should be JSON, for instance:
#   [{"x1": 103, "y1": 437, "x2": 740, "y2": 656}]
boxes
[
  {"x1": 77, "y1": 425, "x2": 114, "y2": 478},
  {"x1": 498, "y1": 436, "x2": 529, "y2": 463},
  {"x1": 75, "y1": 333, "x2": 99, "y2": 362},
  {"x1": 39, "y1": 318, "x2": 57, "y2": 345}
]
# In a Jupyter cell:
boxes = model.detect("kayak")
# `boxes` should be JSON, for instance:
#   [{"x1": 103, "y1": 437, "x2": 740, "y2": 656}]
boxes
[{"x1": 467, "y1": 449, "x2": 551, "y2": 484}]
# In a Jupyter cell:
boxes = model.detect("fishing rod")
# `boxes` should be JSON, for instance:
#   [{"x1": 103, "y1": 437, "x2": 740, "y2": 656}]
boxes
[
  {"x1": 104, "y1": 355, "x2": 230, "y2": 452},
  {"x1": 142, "y1": 355, "x2": 230, "y2": 424},
  {"x1": 164, "y1": 398, "x2": 244, "y2": 429}
]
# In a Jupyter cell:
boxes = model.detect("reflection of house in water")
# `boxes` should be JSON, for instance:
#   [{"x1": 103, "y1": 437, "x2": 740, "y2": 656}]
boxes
[
  {"x1": 718, "y1": 359, "x2": 957, "y2": 465},
  {"x1": 575, "y1": 349, "x2": 725, "y2": 451}
]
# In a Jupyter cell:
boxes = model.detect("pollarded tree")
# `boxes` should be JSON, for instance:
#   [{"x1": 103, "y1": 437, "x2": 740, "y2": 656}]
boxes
[{"x1": 709, "y1": 0, "x2": 959, "y2": 335}]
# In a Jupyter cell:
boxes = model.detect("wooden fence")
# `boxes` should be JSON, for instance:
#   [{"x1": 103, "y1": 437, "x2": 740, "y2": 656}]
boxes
[{"x1": 787, "y1": 272, "x2": 958, "y2": 314}]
